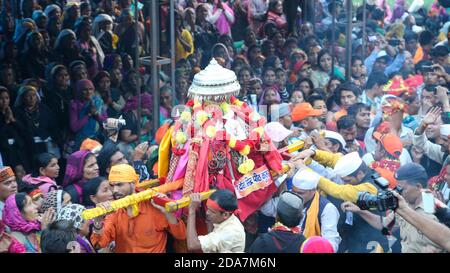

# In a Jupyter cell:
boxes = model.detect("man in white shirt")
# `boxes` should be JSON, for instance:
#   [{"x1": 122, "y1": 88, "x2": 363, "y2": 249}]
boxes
[{"x1": 187, "y1": 189, "x2": 245, "y2": 253}]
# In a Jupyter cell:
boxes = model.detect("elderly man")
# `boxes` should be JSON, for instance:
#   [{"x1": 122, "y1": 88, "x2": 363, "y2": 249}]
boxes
[{"x1": 91, "y1": 164, "x2": 186, "y2": 253}]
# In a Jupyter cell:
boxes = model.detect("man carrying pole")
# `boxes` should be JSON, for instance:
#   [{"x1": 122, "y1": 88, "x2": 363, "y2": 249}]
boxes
[{"x1": 90, "y1": 164, "x2": 186, "y2": 253}]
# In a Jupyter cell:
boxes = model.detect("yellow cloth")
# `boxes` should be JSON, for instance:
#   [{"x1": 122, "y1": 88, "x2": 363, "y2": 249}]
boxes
[
  {"x1": 413, "y1": 46, "x2": 424, "y2": 64},
  {"x1": 109, "y1": 164, "x2": 139, "y2": 184},
  {"x1": 175, "y1": 29, "x2": 194, "y2": 62},
  {"x1": 318, "y1": 177, "x2": 378, "y2": 203},
  {"x1": 158, "y1": 126, "x2": 173, "y2": 178},
  {"x1": 313, "y1": 150, "x2": 343, "y2": 168},
  {"x1": 303, "y1": 191, "x2": 321, "y2": 238},
  {"x1": 112, "y1": 34, "x2": 119, "y2": 50}
]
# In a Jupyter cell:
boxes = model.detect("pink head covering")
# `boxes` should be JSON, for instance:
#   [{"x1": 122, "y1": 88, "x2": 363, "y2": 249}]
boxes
[
  {"x1": 259, "y1": 86, "x2": 281, "y2": 106},
  {"x1": 62, "y1": 150, "x2": 92, "y2": 187},
  {"x1": 123, "y1": 93, "x2": 152, "y2": 112},
  {"x1": 300, "y1": 236, "x2": 334, "y2": 253},
  {"x1": 3, "y1": 194, "x2": 41, "y2": 234}
]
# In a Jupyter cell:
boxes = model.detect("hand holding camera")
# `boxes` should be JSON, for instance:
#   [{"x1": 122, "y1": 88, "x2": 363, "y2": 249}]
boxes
[
  {"x1": 356, "y1": 171, "x2": 403, "y2": 212},
  {"x1": 103, "y1": 116, "x2": 126, "y2": 130}
]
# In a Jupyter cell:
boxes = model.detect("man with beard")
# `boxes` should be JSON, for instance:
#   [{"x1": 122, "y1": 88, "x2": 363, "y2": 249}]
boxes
[
  {"x1": 90, "y1": 164, "x2": 186, "y2": 253},
  {"x1": 337, "y1": 115, "x2": 365, "y2": 156},
  {"x1": 348, "y1": 103, "x2": 371, "y2": 143}
]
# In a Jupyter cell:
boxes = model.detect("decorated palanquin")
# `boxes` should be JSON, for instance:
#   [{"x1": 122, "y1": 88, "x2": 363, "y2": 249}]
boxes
[
  {"x1": 157, "y1": 59, "x2": 283, "y2": 221},
  {"x1": 81, "y1": 59, "x2": 288, "y2": 222}
]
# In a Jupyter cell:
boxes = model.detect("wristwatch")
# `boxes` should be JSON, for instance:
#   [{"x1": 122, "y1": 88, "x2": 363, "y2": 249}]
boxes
[{"x1": 309, "y1": 146, "x2": 317, "y2": 157}]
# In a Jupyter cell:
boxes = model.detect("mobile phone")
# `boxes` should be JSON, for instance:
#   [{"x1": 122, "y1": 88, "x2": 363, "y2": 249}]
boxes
[
  {"x1": 422, "y1": 191, "x2": 435, "y2": 214},
  {"x1": 421, "y1": 65, "x2": 434, "y2": 73},
  {"x1": 388, "y1": 39, "x2": 400, "y2": 46}
]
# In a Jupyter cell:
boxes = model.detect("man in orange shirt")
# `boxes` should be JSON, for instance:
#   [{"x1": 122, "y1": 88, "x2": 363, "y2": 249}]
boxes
[{"x1": 90, "y1": 164, "x2": 186, "y2": 253}]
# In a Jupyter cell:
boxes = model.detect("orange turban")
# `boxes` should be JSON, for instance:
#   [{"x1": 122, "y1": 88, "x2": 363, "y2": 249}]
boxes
[{"x1": 108, "y1": 164, "x2": 139, "y2": 184}]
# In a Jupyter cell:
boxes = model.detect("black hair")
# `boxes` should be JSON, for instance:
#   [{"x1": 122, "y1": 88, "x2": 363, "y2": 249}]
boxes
[
  {"x1": 237, "y1": 65, "x2": 252, "y2": 78},
  {"x1": 366, "y1": 71, "x2": 388, "y2": 90},
  {"x1": 82, "y1": 176, "x2": 108, "y2": 207},
  {"x1": 371, "y1": 8, "x2": 384, "y2": 21},
  {"x1": 209, "y1": 189, "x2": 238, "y2": 212},
  {"x1": 348, "y1": 103, "x2": 370, "y2": 117},
  {"x1": 337, "y1": 115, "x2": 356, "y2": 131},
  {"x1": 284, "y1": 37, "x2": 298, "y2": 48},
  {"x1": 317, "y1": 50, "x2": 332, "y2": 71},
  {"x1": 96, "y1": 141, "x2": 120, "y2": 176},
  {"x1": 80, "y1": 2, "x2": 91, "y2": 12},
  {"x1": 15, "y1": 192, "x2": 28, "y2": 213},
  {"x1": 262, "y1": 66, "x2": 276, "y2": 78},
  {"x1": 415, "y1": 60, "x2": 433, "y2": 73},
  {"x1": 17, "y1": 181, "x2": 39, "y2": 195},
  {"x1": 297, "y1": 78, "x2": 314, "y2": 89},
  {"x1": 307, "y1": 94, "x2": 326, "y2": 106},
  {"x1": 31, "y1": 153, "x2": 57, "y2": 178},
  {"x1": 261, "y1": 39, "x2": 275, "y2": 57},
  {"x1": 268, "y1": 0, "x2": 280, "y2": 13},
  {"x1": 93, "y1": 71, "x2": 111, "y2": 89},
  {"x1": 351, "y1": 55, "x2": 363, "y2": 65},
  {"x1": 334, "y1": 82, "x2": 361, "y2": 106},
  {"x1": 327, "y1": 138, "x2": 345, "y2": 153},
  {"x1": 431, "y1": 45, "x2": 449, "y2": 57},
  {"x1": 40, "y1": 220, "x2": 77, "y2": 253},
  {"x1": 263, "y1": 55, "x2": 279, "y2": 69},
  {"x1": 246, "y1": 44, "x2": 261, "y2": 61},
  {"x1": 404, "y1": 31, "x2": 418, "y2": 42},
  {"x1": 310, "y1": 88, "x2": 327, "y2": 98},
  {"x1": 418, "y1": 30, "x2": 434, "y2": 46},
  {"x1": 290, "y1": 89, "x2": 305, "y2": 100}
]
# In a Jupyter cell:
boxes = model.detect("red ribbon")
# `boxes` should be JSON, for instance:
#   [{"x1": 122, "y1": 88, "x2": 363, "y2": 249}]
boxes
[{"x1": 206, "y1": 199, "x2": 241, "y2": 214}]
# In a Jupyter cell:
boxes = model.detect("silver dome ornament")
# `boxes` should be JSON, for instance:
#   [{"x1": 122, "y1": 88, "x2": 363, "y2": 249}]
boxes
[{"x1": 188, "y1": 58, "x2": 241, "y2": 102}]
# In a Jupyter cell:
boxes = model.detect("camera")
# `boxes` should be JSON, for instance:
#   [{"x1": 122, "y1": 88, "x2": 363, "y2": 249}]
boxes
[
  {"x1": 103, "y1": 117, "x2": 126, "y2": 130},
  {"x1": 356, "y1": 171, "x2": 403, "y2": 212},
  {"x1": 388, "y1": 39, "x2": 401, "y2": 46}
]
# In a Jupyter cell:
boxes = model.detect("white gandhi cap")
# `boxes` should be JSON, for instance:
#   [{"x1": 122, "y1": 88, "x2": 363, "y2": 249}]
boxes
[
  {"x1": 292, "y1": 169, "x2": 321, "y2": 190},
  {"x1": 333, "y1": 152, "x2": 363, "y2": 177}
]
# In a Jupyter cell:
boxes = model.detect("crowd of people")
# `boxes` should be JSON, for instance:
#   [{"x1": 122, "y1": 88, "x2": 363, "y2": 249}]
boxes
[{"x1": 1, "y1": 0, "x2": 450, "y2": 253}]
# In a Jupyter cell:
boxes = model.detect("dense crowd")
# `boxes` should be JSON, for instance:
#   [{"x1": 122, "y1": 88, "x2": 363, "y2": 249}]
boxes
[{"x1": 0, "y1": 0, "x2": 450, "y2": 253}]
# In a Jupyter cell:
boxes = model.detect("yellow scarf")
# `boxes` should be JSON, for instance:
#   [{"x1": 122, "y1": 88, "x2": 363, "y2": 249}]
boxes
[
  {"x1": 303, "y1": 191, "x2": 322, "y2": 238},
  {"x1": 158, "y1": 126, "x2": 173, "y2": 178}
]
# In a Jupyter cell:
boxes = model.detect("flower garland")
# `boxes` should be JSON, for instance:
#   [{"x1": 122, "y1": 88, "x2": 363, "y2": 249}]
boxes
[
  {"x1": 270, "y1": 222, "x2": 301, "y2": 234},
  {"x1": 172, "y1": 96, "x2": 266, "y2": 175}
]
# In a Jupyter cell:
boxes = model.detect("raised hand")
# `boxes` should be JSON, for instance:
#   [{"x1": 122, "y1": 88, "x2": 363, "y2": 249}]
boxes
[
  {"x1": 41, "y1": 207, "x2": 56, "y2": 230},
  {"x1": 422, "y1": 107, "x2": 442, "y2": 126}
]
